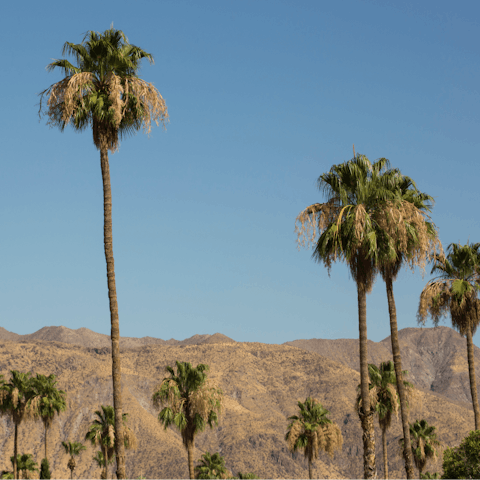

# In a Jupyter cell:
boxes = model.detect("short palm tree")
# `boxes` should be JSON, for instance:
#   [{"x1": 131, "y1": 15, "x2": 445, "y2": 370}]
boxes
[
  {"x1": 32, "y1": 374, "x2": 67, "y2": 463},
  {"x1": 62, "y1": 441, "x2": 86, "y2": 480},
  {"x1": 194, "y1": 451, "x2": 229, "y2": 479},
  {"x1": 418, "y1": 242, "x2": 480, "y2": 430},
  {"x1": 285, "y1": 397, "x2": 343, "y2": 479},
  {"x1": 400, "y1": 419, "x2": 441, "y2": 476},
  {"x1": 0, "y1": 371, "x2": 41, "y2": 479},
  {"x1": 39, "y1": 26, "x2": 168, "y2": 479},
  {"x1": 92, "y1": 450, "x2": 116, "y2": 480},
  {"x1": 152, "y1": 361, "x2": 224, "y2": 479},
  {"x1": 11, "y1": 454, "x2": 39, "y2": 480},
  {"x1": 85, "y1": 405, "x2": 137, "y2": 480},
  {"x1": 295, "y1": 153, "x2": 402, "y2": 478},
  {"x1": 355, "y1": 362, "x2": 414, "y2": 479}
]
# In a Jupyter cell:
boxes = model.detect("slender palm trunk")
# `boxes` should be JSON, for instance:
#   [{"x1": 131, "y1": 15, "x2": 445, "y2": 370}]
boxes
[
  {"x1": 466, "y1": 323, "x2": 480, "y2": 430},
  {"x1": 14, "y1": 423, "x2": 18, "y2": 480},
  {"x1": 308, "y1": 459, "x2": 313, "y2": 479},
  {"x1": 70, "y1": 466, "x2": 73, "y2": 480},
  {"x1": 384, "y1": 277, "x2": 415, "y2": 478},
  {"x1": 187, "y1": 440, "x2": 194, "y2": 479},
  {"x1": 103, "y1": 444, "x2": 108, "y2": 480},
  {"x1": 44, "y1": 422, "x2": 48, "y2": 461},
  {"x1": 100, "y1": 141, "x2": 126, "y2": 479},
  {"x1": 381, "y1": 427, "x2": 388, "y2": 480},
  {"x1": 357, "y1": 281, "x2": 377, "y2": 479}
]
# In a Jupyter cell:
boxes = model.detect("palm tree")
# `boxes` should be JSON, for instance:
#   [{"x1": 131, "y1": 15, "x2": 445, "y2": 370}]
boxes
[
  {"x1": 0, "y1": 371, "x2": 41, "y2": 479},
  {"x1": 285, "y1": 397, "x2": 343, "y2": 479},
  {"x1": 295, "y1": 153, "x2": 399, "y2": 478},
  {"x1": 399, "y1": 420, "x2": 441, "y2": 476},
  {"x1": 355, "y1": 362, "x2": 414, "y2": 479},
  {"x1": 194, "y1": 451, "x2": 229, "y2": 479},
  {"x1": 32, "y1": 374, "x2": 67, "y2": 464},
  {"x1": 85, "y1": 405, "x2": 137, "y2": 480},
  {"x1": 39, "y1": 26, "x2": 168, "y2": 480},
  {"x1": 418, "y1": 242, "x2": 480, "y2": 430},
  {"x1": 62, "y1": 441, "x2": 86, "y2": 480},
  {"x1": 152, "y1": 361, "x2": 224, "y2": 479},
  {"x1": 9, "y1": 454, "x2": 38, "y2": 480},
  {"x1": 374, "y1": 170, "x2": 441, "y2": 478}
]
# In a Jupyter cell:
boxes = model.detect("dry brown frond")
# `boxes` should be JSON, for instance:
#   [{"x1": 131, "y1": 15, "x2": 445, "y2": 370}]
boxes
[
  {"x1": 25, "y1": 396, "x2": 41, "y2": 421},
  {"x1": 417, "y1": 281, "x2": 451, "y2": 325},
  {"x1": 107, "y1": 424, "x2": 115, "y2": 448},
  {"x1": 321, "y1": 422, "x2": 343, "y2": 458},
  {"x1": 384, "y1": 384, "x2": 399, "y2": 418},
  {"x1": 375, "y1": 200, "x2": 442, "y2": 275},
  {"x1": 294, "y1": 200, "x2": 341, "y2": 250},
  {"x1": 310, "y1": 429, "x2": 320, "y2": 461},
  {"x1": 357, "y1": 385, "x2": 379, "y2": 412},
  {"x1": 418, "y1": 436, "x2": 425, "y2": 461},
  {"x1": 45, "y1": 73, "x2": 95, "y2": 126},
  {"x1": 189, "y1": 379, "x2": 224, "y2": 422},
  {"x1": 12, "y1": 388, "x2": 18, "y2": 409},
  {"x1": 286, "y1": 420, "x2": 303, "y2": 453},
  {"x1": 153, "y1": 379, "x2": 185, "y2": 414},
  {"x1": 124, "y1": 77, "x2": 169, "y2": 134},
  {"x1": 354, "y1": 204, "x2": 368, "y2": 243},
  {"x1": 123, "y1": 425, "x2": 138, "y2": 451},
  {"x1": 106, "y1": 72, "x2": 124, "y2": 128}
]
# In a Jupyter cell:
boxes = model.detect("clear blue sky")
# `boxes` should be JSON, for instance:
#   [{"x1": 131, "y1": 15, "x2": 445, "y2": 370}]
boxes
[{"x1": 1, "y1": 0, "x2": 479, "y2": 346}]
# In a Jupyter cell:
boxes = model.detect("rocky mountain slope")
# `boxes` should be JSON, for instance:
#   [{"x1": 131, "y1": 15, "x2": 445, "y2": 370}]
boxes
[{"x1": 0, "y1": 325, "x2": 476, "y2": 478}]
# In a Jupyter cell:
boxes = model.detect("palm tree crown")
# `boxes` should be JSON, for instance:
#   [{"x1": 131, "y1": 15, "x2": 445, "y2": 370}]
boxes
[
  {"x1": 39, "y1": 26, "x2": 168, "y2": 152},
  {"x1": 32, "y1": 374, "x2": 67, "y2": 462},
  {"x1": 285, "y1": 397, "x2": 343, "y2": 479},
  {"x1": 400, "y1": 419, "x2": 441, "y2": 476},
  {"x1": 152, "y1": 361, "x2": 224, "y2": 479},
  {"x1": 62, "y1": 441, "x2": 86, "y2": 480}
]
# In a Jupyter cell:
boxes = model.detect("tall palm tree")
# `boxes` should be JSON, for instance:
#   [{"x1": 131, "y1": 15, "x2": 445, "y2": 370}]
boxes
[
  {"x1": 62, "y1": 441, "x2": 86, "y2": 480},
  {"x1": 39, "y1": 26, "x2": 168, "y2": 479},
  {"x1": 374, "y1": 170, "x2": 440, "y2": 478},
  {"x1": 194, "y1": 451, "x2": 229, "y2": 479},
  {"x1": 399, "y1": 420, "x2": 441, "y2": 477},
  {"x1": 32, "y1": 374, "x2": 67, "y2": 464},
  {"x1": 85, "y1": 405, "x2": 137, "y2": 480},
  {"x1": 295, "y1": 153, "x2": 401, "y2": 478},
  {"x1": 418, "y1": 242, "x2": 480, "y2": 430},
  {"x1": 152, "y1": 361, "x2": 224, "y2": 479},
  {"x1": 0, "y1": 371, "x2": 41, "y2": 479},
  {"x1": 285, "y1": 397, "x2": 343, "y2": 479},
  {"x1": 355, "y1": 362, "x2": 414, "y2": 479}
]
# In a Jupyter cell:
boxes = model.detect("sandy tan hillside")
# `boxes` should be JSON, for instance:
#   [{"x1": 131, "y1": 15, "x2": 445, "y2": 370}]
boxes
[
  {"x1": 284, "y1": 326, "x2": 480, "y2": 406},
  {"x1": 0, "y1": 325, "x2": 476, "y2": 479}
]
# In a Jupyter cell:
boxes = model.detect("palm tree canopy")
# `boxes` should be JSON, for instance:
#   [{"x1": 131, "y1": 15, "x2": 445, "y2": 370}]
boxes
[
  {"x1": 152, "y1": 361, "x2": 224, "y2": 447},
  {"x1": 355, "y1": 362, "x2": 415, "y2": 430},
  {"x1": 0, "y1": 371, "x2": 41, "y2": 424},
  {"x1": 39, "y1": 25, "x2": 168, "y2": 152},
  {"x1": 399, "y1": 419, "x2": 441, "y2": 472},
  {"x1": 32, "y1": 374, "x2": 67, "y2": 427},
  {"x1": 10, "y1": 454, "x2": 39, "y2": 475},
  {"x1": 418, "y1": 242, "x2": 480, "y2": 336},
  {"x1": 85, "y1": 405, "x2": 137, "y2": 451},
  {"x1": 194, "y1": 451, "x2": 228, "y2": 479},
  {"x1": 285, "y1": 397, "x2": 343, "y2": 461},
  {"x1": 62, "y1": 441, "x2": 86, "y2": 457},
  {"x1": 295, "y1": 154, "x2": 440, "y2": 286}
]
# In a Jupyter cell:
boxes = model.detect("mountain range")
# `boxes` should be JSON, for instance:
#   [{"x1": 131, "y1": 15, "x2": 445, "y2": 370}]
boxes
[{"x1": 0, "y1": 325, "x2": 477, "y2": 478}]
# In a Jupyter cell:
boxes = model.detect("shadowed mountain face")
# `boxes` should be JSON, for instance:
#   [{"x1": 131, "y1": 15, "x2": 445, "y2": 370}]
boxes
[{"x1": 0, "y1": 325, "x2": 476, "y2": 478}]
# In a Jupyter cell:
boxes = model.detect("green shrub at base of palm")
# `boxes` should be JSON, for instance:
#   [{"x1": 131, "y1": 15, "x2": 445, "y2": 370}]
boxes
[
  {"x1": 441, "y1": 430, "x2": 480, "y2": 479},
  {"x1": 39, "y1": 458, "x2": 51, "y2": 479},
  {"x1": 194, "y1": 451, "x2": 229, "y2": 479},
  {"x1": 1, "y1": 472, "x2": 13, "y2": 479}
]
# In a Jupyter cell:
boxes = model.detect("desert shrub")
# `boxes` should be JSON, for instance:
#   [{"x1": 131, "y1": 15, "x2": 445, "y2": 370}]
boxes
[
  {"x1": 40, "y1": 458, "x2": 51, "y2": 479},
  {"x1": 441, "y1": 430, "x2": 480, "y2": 479}
]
